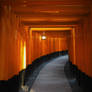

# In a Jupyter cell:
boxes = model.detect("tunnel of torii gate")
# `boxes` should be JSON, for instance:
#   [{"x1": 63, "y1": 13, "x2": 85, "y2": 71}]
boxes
[{"x1": 0, "y1": 0, "x2": 92, "y2": 92}]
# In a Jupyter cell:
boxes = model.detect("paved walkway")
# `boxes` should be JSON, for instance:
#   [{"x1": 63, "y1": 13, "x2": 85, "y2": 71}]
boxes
[{"x1": 30, "y1": 55, "x2": 72, "y2": 92}]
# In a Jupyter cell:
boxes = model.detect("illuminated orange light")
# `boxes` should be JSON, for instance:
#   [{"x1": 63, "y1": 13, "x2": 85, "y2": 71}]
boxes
[
  {"x1": 23, "y1": 42, "x2": 26, "y2": 69},
  {"x1": 31, "y1": 28, "x2": 72, "y2": 31}
]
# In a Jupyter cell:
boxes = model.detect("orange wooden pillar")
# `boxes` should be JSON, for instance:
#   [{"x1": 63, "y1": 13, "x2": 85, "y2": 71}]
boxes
[
  {"x1": 67, "y1": 28, "x2": 76, "y2": 65},
  {"x1": 85, "y1": 7, "x2": 92, "y2": 77}
]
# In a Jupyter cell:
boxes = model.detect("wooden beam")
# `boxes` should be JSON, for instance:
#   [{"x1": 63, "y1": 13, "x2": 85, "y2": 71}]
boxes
[
  {"x1": 13, "y1": 5, "x2": 90, "y2": 15},
  {"x1": 24, "y1": 24, "x2": 78, "y2": 28},
  {"x1": 11, "y1": 0, "x2": 92, "y2": 6},
  {"x1": 31, "y1": 28, "x2": 72, "y2": 32},
  {"x1": 22, "y1": 21, "x2": 79, "y2": 26}
]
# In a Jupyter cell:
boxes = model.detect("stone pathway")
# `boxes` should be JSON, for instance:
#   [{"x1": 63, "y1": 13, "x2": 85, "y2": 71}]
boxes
[{"x1": 30, "y1": 55, "x2": 72, "y2": 92}]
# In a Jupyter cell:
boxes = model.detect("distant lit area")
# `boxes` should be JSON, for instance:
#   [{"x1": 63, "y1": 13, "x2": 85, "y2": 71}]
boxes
[{"x1": 41, "y1": 35, "x2": 47, "y2": 40}]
